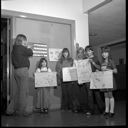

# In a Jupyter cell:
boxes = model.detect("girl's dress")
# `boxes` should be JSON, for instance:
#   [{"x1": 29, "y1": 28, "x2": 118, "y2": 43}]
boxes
[
  {"x1": 101, "y1": 59, "x2": 117, "y2": 91},
  {"x1": 36, "y1": 67, "x2": 51, "y2": 111}
]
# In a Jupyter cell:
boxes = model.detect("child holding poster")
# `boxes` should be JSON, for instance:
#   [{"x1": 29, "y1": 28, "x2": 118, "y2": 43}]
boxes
[
  {"x1": 55, "y1": 48, "x2": 79, "y2": 112},
  {"x1": 35, "y1": 57, "x2": 51, "y2": 113},
  {"x1": 84, "y1": 45, "x2": 105, "y2": 116},
  {"x1": 101, "y1": 46, "x2": 117, "y2": 118},
  {"x1": 73, "y1": 47, "x2": 89, "y2": 113}
]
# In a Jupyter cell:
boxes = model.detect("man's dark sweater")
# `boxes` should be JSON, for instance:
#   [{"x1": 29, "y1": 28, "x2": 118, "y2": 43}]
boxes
[{"x1": 11, "y1": 45, "x2": 33, "y2": 69}]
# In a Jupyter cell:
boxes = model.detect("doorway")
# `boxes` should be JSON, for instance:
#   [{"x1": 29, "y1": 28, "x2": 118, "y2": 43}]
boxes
[
  {"x1": 1, "y1": 9, "x2": 75, "y2": 110},
  {"x1": 1, "y1": 17, "x2": 11, "y2": 114}
]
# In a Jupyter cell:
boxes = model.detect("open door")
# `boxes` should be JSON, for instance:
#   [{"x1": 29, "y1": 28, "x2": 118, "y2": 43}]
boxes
[{"x1": 1, "y1": 17, "x2": 11, "y2": 114}]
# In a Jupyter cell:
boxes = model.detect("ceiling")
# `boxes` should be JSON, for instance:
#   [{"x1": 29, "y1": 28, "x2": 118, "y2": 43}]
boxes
[{"x1": 88, "y1": 0, "x2": 126, "y2": 46}]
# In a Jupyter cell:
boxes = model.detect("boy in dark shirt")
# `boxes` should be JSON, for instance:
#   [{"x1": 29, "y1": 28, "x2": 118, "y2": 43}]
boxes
[{"x1": 84, "y1": 45, "x2": 104, "y2": 116}]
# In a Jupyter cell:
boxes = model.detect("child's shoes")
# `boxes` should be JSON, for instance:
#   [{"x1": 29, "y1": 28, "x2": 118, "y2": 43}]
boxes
[
  {"x1": 103, "y1": 112, "x2": 109, "y2": 119},
  {"x1": 109, "y1": 112, "x2": 115, "y2": 118},
  {"x1": 103, "y1": 112, "x2": 115, "y2": 118},
  {"x1": 44, "y1": 108, "x2": 48, "y2": 113},
  {"x1": 40, "y1": 108, "x2": 45, "y2": 113}
]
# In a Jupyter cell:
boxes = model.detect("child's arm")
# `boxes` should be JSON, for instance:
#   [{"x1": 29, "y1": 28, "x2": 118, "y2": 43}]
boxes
[
  {"x1": 113, "y1": 68, "x2": 117, "y2": 74},
  {"x1": 111, "y1": 60, "x2": 118, "y2": 74},
  {"x1": 73, "y1": 60, "x2": 77, "y2": 67},
  {"x1": 55, "y1": 61, "x2": 62, "y2": 86},
  {"x1": 36, "y1": 68, "x2": 41, "y2": 73},
  {"x1": 48, "y1": 68, "x2": 52, "y2": 72},
  {"x1": 101, "y1": 66, "x2": 110, "y2": 71},
  {"x1": 89, "y1": 58, "x2": 101, "y2": 70}
]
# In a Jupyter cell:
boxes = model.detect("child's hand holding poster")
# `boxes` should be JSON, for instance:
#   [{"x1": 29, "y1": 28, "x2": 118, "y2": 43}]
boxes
[
  {"x1": 76, "y1": 59, "x2": 92, "y2": 84},
  {"x1": 90, "y1": 70, "x2": 113, "y2": 89}
]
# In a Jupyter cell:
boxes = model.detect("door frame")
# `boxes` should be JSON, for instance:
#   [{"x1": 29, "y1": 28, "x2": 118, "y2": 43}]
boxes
[{"x1": 1, "y1": 16, "x2": 13, "y2": 106}]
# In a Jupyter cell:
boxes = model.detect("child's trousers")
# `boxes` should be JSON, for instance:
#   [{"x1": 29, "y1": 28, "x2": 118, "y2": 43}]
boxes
[{"x1": 86, "y1": 82, "x2": 105, "y2": 113}]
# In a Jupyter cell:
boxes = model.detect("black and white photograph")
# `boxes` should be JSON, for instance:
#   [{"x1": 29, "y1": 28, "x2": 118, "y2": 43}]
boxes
[{"x1": 1, "y1": 0, "x2": 126, "y2": 127}]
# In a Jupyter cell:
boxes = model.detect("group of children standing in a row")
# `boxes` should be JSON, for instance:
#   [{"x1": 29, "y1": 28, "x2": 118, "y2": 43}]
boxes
[
  {"x1": 6, "y1": 34, "x2": 117, "y2": 118},
  {"x1": 35, "y1": 45, "x2": 117, "y2": 119}
]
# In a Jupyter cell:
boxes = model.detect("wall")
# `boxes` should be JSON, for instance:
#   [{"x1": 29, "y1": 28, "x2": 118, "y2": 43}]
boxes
[
  {"x1": 1, "y1": 0, "x2": 89, "y2": 48},
  {"x1": 14, "y1": 17, "x2": 74, "y2": 77},
  {"x1": 110, "y1": 43, "x2": 126, "y2": 65},
  {"x1": 94, "y1": 39, "x2": 126, "y2": 63}
]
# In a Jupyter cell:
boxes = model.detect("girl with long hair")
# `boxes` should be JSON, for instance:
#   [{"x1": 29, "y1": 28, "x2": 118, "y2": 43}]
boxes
[
  {"x1": 56, "y1": 48, "x2": 77, "y2": 112},
  {"x1": 101, "y1": 46, "x2": 117, "y2": 118}
]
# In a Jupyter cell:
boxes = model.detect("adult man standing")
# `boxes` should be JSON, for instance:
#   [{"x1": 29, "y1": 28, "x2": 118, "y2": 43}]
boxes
[{"x1": 6, "y1": 34, "x2": 33, "y2": 116}]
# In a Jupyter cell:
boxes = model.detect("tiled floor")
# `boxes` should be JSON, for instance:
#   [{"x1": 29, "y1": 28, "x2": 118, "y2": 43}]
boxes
[{"x1": 1, "y1": 100, "x2": 126, "y2": 127}]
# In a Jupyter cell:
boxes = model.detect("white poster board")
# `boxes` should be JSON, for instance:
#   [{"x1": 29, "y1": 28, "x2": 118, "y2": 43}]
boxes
[
  {"x1": 62, "y1": 67, "x2": 78, "y2": 82},
  {"x1": 76, "y1": 59, "x2": 92, "y2": 84},
  {"x1": 49, "y1": 48, "x2": 62, "y2": 61},
  {"x1": 90, "y1": 70, "x2": 113, "y2": 89},
  {"x1": 35, "y1": 72, "x2": 57, "y2": 87}
]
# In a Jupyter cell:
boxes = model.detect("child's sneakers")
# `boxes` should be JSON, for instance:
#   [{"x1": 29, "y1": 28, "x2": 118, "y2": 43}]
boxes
[
  {"x1": 103, "y1": 112, "x2": 115, "y2": 118},
  {"x1": 109, "y1": 112, "x2": 115, "y2": 118},
  {"x1": 103, "y1": 112, "x2": 109, "y2": 119},
  {"x1": 40, "y1": 108, "x2": 45, "y2": 113},
  {"x1": 44, "y1": 108, "x2": 48, "y2": 113},
  {"x1": 40, "y1": 108, "x2": 48, "y2": 114},
  {"x1": 85, "y1": 111, "x2": 93, "y2": 117}
]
